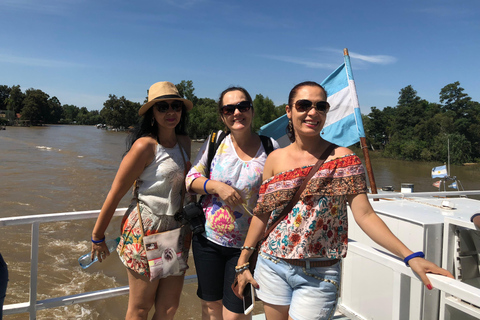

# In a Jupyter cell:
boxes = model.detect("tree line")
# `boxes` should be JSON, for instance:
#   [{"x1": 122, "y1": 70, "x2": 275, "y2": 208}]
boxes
[
  {"x1": 363, "y1": 81, "x2": 480, "y2": 164},
  {"x1": 0, "y1": 81, "x2": 286, "y2": 137},
  {"x1": 1, "y1": 81, "x2": 479, "y2": 163}
]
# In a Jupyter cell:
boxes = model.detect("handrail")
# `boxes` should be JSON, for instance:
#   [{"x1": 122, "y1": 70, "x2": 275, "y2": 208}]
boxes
[
  {"x1": 3, "y1": 198, "x2": 480, "y2": 318},
  {"x1": 367, "y1": 190, "x2": 480, "y2": 199}
]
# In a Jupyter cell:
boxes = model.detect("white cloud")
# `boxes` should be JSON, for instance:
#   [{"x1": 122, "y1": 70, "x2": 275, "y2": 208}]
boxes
[
  {"x1": 258, "y1": 54, "x2": 338, "y2": 70},
  {"x1": 0, "y1": 0, "x2": 80, "y2": 15},
  {"x1": 349, "y1": 52, "x2": 397, "y2": 65},
  {"x1": 0, "y1": 53, "x2": 84, "y2": 68}
]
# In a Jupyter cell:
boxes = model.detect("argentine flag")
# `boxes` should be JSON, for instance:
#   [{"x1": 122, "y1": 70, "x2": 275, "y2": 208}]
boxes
[
  {"x1": 431, "y1": 165, "x2": 448, "y2": 178},
  {"x1": 258, "y1": 52, "x2": 365, "y2": 147}
]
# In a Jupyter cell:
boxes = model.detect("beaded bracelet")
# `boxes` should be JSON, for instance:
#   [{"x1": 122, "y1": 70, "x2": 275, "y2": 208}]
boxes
[
  {"x1": 235, "y1": 262, "x2": 250, "y2": 271},
  {"x1": 241, "y1": 246, "x2": 256, "y2": 251},
  {"x1": 204, "y1": 179, "x2": 210, "y2": 195},
  {"x1": 404, "y1": 251, "x2": 425, "y2": 267},
  {"x1": 91, "y1": 236, "x2": 106, "y2": 244}
]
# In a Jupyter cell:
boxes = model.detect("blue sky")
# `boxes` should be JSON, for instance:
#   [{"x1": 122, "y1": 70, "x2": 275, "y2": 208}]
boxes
[{"x1": 1, "y1": 0, "x2": 479, "y2": 114}]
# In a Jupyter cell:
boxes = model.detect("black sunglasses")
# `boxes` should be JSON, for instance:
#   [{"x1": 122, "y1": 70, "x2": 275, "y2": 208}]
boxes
[
  {"x1": 154, "y1": 100, "x2": 184, "y2": 113},
  {"x1": 220, "y1": 101, "x2": 252, "y2": 115},
  {"x1": 294, "y1": 100, "x2": 330, "y2": 113}
]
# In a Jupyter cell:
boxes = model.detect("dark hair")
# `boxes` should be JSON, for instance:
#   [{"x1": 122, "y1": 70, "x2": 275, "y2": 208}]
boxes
[
  {"x1": 125, "y1": 103, "x2": 188, "y2": 155},
  {"x1": 286, "y1": 81, "x2": 327, "y2": 142},
  {"x1": 217, "y1": 86, "x2": 253, "y2": 114}
]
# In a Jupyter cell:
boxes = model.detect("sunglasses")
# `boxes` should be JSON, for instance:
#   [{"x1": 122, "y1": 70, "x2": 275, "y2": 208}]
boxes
[
  {"x1": 154, "y1": 100, "x2": 184, "y2": 113},
  {"x1": 220, "y1": 101, "x2": 252, "y2": 115},
  {"x1": 294, "y1": 100, "x2": 330, "y2": 113}
]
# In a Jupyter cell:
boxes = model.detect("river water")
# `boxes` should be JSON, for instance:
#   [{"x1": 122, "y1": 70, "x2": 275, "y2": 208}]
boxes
[{"x1": 1, "y1": 125, "x2": 479, "y2": 319}]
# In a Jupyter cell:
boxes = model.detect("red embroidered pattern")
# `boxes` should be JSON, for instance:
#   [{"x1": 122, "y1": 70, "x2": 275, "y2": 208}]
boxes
[{"x1": 254, "y1": 154, "x2": 367, "y2": 259}]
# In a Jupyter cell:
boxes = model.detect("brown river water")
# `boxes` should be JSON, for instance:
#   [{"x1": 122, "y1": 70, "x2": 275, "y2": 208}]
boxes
[{"x1": 1, "y1": 125, "x2": 479, "y2": 319}]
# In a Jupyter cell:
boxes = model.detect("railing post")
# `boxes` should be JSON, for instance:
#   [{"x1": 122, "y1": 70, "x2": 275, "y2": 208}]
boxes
[{"x1": 29, "y1": 222, "x2": 39, "y2": 320}]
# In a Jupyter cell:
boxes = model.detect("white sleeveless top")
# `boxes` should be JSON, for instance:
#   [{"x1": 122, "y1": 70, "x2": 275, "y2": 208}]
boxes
[{"x1": 136, "y1": 143, "x2": 188, "y2": 216}]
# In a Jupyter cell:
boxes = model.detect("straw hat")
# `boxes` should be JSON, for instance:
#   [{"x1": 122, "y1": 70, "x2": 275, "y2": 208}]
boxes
[{"x1": 138, "y1": 81, "x2": 193, "y2": 116}]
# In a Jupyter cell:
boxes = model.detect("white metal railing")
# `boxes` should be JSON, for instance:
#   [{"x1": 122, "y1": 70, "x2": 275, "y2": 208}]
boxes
[
  {"x1": 1, "y1": 208, "x2": 130, "y2": 319},
  {"x1": 340, "y1": 241, "x2": 480, "y2": 320},
  {"x1": 367, "y1": 190, "x2": 480, "y2": 200},
  {"x1": 2, "y1": 190, "x2": 480, "y2": 319}
]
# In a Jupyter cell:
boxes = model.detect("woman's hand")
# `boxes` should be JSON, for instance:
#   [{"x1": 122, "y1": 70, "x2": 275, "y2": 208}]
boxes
[
  {"x1": 408, "y1": 257, "x2": 454, "y2": 290},
  {"x1": 232, "y1": 269, "x2": 259, "y2": 300},
  {"x1": 212, "y1": 181, "x2": 243, "y2": 207},
  {"x1": 91, "y1": 241, "x2": 110, "y2": 263}
]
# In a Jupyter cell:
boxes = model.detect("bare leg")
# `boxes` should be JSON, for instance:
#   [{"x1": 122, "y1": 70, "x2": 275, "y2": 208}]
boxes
[
  {"x1": 263, "y1": 302, "x2": 290, "y2": 320},
  {"x1": 125, "y1": 268, "x2": 159, "y2": 320},
  {"x1": 223, "y1": 305, "x2": 252, "y2": 320},
  {"x1": 152, "y1": 274, "x2": 184, "y2": 320},
  {"x1": 201, "y1": 299, "x2": 223, "y2": 320}
]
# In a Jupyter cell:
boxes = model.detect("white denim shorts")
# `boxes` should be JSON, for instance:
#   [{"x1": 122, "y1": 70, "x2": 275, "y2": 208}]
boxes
[{"x1": 254, "y1": 252, "x2": 341, "y2": 320}]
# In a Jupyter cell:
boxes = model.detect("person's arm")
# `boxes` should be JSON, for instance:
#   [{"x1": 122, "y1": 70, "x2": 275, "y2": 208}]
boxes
[
  {"x1": 91, "y1": 137, "x2": 155, "y2": 262},
  {"x1": 471, "y1": 213, "x2": 480, "y2": 229},
  {"x1": 348, "y1": 193, "x2": 453, "y2": 289},
  {"x1": 233, "y1": 151, "x2": 278, "y2": 298},
  {"x1": 186, "y1": 137, "x2": 243, "y2": 207}
]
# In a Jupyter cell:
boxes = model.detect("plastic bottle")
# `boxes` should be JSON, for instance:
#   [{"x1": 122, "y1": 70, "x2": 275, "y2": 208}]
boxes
[{"x1": 78, "y1": 237, "x2": 120, "y2": 269}]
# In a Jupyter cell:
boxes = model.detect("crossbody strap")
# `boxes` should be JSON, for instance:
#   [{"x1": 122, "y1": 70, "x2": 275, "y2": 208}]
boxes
[{"x1": 261, "y1": 143, "x2": 336, "y2": 240}]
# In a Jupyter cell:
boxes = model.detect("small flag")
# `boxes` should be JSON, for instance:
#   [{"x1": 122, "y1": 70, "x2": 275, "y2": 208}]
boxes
[
  {"x1": 431, "y1": 165, "x2": 448, "y2": 179},
  {"x1": 449, "y1": 182, "x2": 457, "y2": 189},
  {"x1": 432, "y1": 180, "x2": 441, "y2": 188},
  {"x1": 258, "y1": 52, "x2": 365, "y2": 147}
]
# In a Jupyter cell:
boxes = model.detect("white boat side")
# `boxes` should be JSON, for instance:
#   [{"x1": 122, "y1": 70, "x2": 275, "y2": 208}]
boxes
[{"x1": 2, "y1": 191, "x2": 480, "y2": 319}]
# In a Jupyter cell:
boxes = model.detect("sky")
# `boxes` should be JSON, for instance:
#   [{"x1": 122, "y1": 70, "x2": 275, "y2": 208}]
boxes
[{"x1": 1, "y1": 0, "x2": 479, "y2": 114}]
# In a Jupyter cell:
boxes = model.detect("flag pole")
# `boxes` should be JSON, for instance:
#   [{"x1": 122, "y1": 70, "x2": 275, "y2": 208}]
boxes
[{"x1": 343, "y1": 48, "x2": 378, "y2": 195}]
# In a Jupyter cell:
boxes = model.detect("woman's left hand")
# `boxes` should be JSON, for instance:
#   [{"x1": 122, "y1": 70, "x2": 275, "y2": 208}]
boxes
[
  {"x1": 232, "y1": 269, "x2": 259, "y2": 300},
  {"x1": 408, "y1": 257, "x2": 454, "y2": 290}
]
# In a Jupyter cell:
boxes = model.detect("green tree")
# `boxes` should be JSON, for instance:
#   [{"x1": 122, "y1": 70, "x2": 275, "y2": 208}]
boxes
[
  {"x1": 187, "y1": 97, "x2": 221, "y2": 139},
  {"x1": 0, "y1": 85, "x2": 10, "y2": 110},
  {"x1": 252, "y1": 94, "x2": 276, "y2": 132},
  {"x1": 62, "y1": 104, "x2": 80, "y2": 123},
  {"x1": 47, "y1": 96, "x2": 64, "y2": 123},
  {"x1": 100, "y1": 95, "x2": 140, "y2": 128},
  {"x1": 439, "y1": 81, "x2": 471, "y2": 115},
  {"x1": 21, "y1": 88, "x2": 50, "y2": 124},
  {"x1": 176, "y1": 80, "x2": 198, "y2": 105},
  {"x1": 5, "y1": 85, "x2": 25, "y2": 115}
]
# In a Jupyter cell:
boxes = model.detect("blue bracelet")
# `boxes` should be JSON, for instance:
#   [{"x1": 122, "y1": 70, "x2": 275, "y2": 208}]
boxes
[
  {"x1": 471, "y1": 213, "x2": 480, "y2": 222},
  {"x1": 91, "y1": 236, "x2": 106, "y2": 244},
  {"x1": 203, "y1": 179, "x2": 210, "y2": 195},
  {"x1": 404, "y1": 251, "x2": 425, "y2": 267}
]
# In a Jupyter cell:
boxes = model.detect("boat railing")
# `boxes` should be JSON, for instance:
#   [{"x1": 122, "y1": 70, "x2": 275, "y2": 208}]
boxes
[
  {"x1": 342, "y1": 241, "x2": 480, "y2": 319},
  {"x1": 2, "y1": 191, "x2": 480, "y2": 319}
]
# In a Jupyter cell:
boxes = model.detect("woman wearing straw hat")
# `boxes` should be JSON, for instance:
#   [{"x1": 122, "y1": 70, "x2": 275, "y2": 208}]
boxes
[
  {"x1": 91, "y1": 81, "x2": 193, "y2": 320},
  {"x1": 186, "y1": 86, "x2": 279, "y2": 319}
]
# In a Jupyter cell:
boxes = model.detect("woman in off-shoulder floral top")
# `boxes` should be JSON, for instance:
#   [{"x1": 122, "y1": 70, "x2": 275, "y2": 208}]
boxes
[{"x1": 234, "y1": 81, "x2": 453, "y2": 320}]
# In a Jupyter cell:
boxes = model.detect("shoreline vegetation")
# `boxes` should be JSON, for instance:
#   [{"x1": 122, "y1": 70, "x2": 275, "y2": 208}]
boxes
[{"x1": 1, "y1": 80, "x2": 479, "y2": 165}]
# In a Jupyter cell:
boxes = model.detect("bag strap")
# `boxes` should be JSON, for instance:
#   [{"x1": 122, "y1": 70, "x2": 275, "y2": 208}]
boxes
[
  {"x1": 259, "y1": 135, "x2": 274, "y2": 155},
  {"x1": 205, "y1": 130, "x2": 228, "y2": 176},
  {"x1": 261, "y1": 143, "x2": 336, "y2": 240},
  {"x1": 136, "y1": 141, "x2": 188, "y2": 237}
]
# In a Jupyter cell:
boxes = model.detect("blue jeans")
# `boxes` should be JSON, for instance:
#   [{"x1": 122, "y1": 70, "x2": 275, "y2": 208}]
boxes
[
  {"x1": 255, "y1": 252, "x2": 341, "y2": 320},
  {"x1": 0, "y1": 253, "x2": 8, "y2": 320}
]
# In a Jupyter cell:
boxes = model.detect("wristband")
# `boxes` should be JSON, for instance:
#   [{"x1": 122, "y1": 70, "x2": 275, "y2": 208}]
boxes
[
  {"x1": 203, "y1": 179, "x2": 210, "y2": 195},
  {"x1": 471, "y1": 213, "x2": 480, "y2": 222},
  {"x1": 91, "y1": 236, "x2": 106, "y2": 244},
  {"x1": 404, "y1": 251, "x2": 425, "y2": 267}
]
